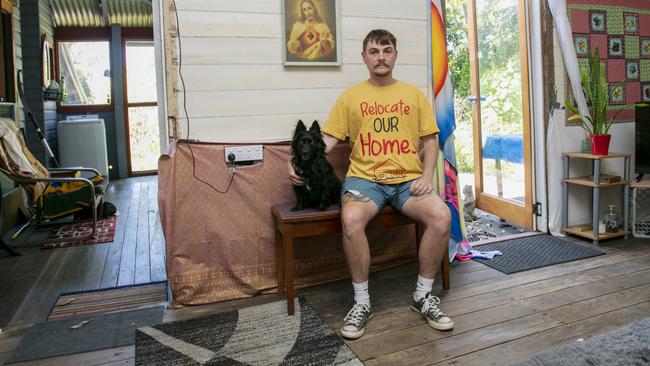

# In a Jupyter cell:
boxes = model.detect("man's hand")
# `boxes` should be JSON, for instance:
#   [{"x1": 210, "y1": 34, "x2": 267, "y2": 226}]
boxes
[
  {"x1": 410, "y1": 176, "x2": 433, "y2": 196},
  {"x1": 287, "y1": 160, "x2": 304, "y2": 186}
]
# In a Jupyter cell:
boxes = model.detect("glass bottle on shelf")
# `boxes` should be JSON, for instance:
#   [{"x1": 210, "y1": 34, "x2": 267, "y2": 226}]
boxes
[
  {"x1": 59, "y1": 76, "x2": 67, "y2": 102},
  {"x1": 603, "y1": 204, "x2": 621, "y2": 233}
]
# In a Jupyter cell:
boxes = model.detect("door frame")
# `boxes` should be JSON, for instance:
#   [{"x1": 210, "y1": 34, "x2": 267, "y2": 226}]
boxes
[
  {"x1": 121, "y1": 28, "x2": 157, "y2": 176},
  {"x1": 466, "y1": 0, "x2": 534, "y2": 229}
]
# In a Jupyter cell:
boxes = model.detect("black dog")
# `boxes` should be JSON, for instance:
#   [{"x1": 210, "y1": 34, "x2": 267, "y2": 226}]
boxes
[{"x1": 291, "y1": 120, "x2": 341, "y2": 211}]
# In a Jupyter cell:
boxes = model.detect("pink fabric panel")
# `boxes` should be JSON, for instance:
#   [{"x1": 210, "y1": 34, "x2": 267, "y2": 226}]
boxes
[
  {"x1": 158, "y1": 140, "x2": 417, "y2": 307},
  {"x1": 590, "y1": 34, "x2": 608, "y2": 57},
  {"x1": 640, "y1": 14, "x2": 650, "y2": 36},
  {"x1": 627, "y1": 82, "x2": 641, "y2": 103},
  {"x1": 572, "y1": 9, "x2": 590, "y2": 33},
  {"x1": 608, "y1": 59, "x2": 625, "y2": 81},
  {"x1": 606, "y1": 109, "x2": 634, "y2": 121}
]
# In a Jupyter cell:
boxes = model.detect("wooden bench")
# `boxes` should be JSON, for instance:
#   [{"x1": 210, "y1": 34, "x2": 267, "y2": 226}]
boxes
[{"x1": 272, "y1": 202, "x2": 451, "y2": 315}]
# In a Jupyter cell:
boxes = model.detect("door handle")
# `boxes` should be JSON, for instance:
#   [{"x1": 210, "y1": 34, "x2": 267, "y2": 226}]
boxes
[{"x1": 467, "y1": 96, "x2": 487, "y2": 103}]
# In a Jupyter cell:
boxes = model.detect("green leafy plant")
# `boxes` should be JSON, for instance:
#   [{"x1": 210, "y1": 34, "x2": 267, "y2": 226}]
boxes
[{"x1": 566, "y1": 47, "x2": 625, "y2": 135}]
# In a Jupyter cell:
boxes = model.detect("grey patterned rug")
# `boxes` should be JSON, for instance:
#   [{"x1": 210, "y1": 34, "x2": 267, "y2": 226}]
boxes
[
  {"x1": 515, "y1": 317, "x2": 650, "y2": 365},
  {"x1": 135, "y1": 297, "x2": 362, "y2": 365},
  {"x1": 473, "y1": 235, "x2": 604, "y2": 274}
]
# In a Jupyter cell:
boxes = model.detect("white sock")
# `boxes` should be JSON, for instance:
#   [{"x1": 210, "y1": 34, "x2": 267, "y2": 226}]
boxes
[
  {"x1": 413, "y1": 275, "x2": 434, "y2": 302},
  {"x1": 352, "y1": 281, "x2": 370, "y2": 307}
]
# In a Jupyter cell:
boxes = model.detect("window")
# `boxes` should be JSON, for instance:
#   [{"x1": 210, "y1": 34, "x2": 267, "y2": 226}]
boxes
[
  {"x1": 58, "y1": 41, "x2": 111, "y2": 106},
  {"x1": 0, "y1": 5, "x2": 14, "y2": 102}
]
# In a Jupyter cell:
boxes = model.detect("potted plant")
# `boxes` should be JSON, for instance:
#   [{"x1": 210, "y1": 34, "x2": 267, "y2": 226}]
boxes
[{"x1": 566, "y1": 47, "x2": 625, "y2": 155}]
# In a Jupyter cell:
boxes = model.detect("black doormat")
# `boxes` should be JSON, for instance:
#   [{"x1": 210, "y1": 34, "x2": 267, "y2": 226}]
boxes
[
  {"x1": 6, "y1": 306, "x2": 164, "y2": 364},
  {"x1": 473, "y1": 235, "x2": 604, "y2": 274},
  {"x1": 136, "y1": 297, "x2": 362, "y2": 366}
]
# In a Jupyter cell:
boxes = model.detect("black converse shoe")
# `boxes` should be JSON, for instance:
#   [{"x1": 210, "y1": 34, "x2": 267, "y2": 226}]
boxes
[
  {"x1": 340, "y1": 303, "x2": 373, "y2": 339},
  {"x1": 411, "y1": 293, "x2": 454, "y2": 330}
]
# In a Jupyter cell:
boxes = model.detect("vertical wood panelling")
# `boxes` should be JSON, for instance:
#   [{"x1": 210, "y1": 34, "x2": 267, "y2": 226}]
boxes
[
  {"x1": 40, "y1": 0, "x2": 57, "y2": 160},
  {"x1": 20, "y1": 0, "x2": 44, "y2": 161},
  {"x1": 13, "y1": 6, "x2": 23, "y2": 126},
  {"x1": 19, "y1": 0, "x2": 56, "y2": 165},
  {"x1": 163, "y1": 0, "x2": 430, "y2": 142}
]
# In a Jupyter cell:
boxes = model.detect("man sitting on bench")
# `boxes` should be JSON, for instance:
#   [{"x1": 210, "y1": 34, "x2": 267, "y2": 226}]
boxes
[{"x1": 287, "y1": 29, "x2": 453, "y2": 340}]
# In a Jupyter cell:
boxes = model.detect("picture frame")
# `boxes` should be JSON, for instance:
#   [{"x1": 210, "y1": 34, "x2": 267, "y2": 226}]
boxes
[
  {"x1": 41, "y1": 34, "x2": 52, "y2": 88},
  {"x1": 573, "y1": 34, "x2": 590, "y2": 57},
  {"x1": 282, "y1": 0, "x2": 341, "y2": 66},
  {"x1": 624, "y1": 12, "x2": 639, "y2": 35},
  {"x1": 642, "y1": 83, "x2": 650, "y2": 102},
  {"x1": 589, "y1": 10, "x2": 606, "y2": 33},
  {"x1": 626, "y1": 60, "x2": 639, "y2": 80},
  {"x1": 641, "y1": 37, "x2": 650, "y2": 59},
  {"x1": 607, "y1": 35, "x2": 624, "y2": 58},
  {"x1": 609, "y1": 83, "x2": 625, "y2": 105}
]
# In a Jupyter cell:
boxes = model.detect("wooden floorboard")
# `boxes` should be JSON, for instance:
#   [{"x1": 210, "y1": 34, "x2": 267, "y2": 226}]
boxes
[
  {"x1": 438, "y1": 301, "x2": 650, "y2": 366},
  {"x1": 148, "y1": 178, "x2": 166, "y2": 283},
  {"x1": 0, "y1": 249, "x2": 54, "y2": 328},
  {"x1": 1, "y1": 175, "x2": 650, "y2": 365},
  {"x1": 82, "y1": 176, "x2": 131, "y2": 291},
  {"x1": 134, "y1": 182, "x2": 151, "y2": 284},
  {"x1": 100, "y1": 178, "x2": 135, "y2": 289},
  {"x1": 117, "y1": 182, "x2": 141, "y2": 287}
]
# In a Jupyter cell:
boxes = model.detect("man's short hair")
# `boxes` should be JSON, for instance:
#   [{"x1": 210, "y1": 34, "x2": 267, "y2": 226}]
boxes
[{"x1": 362, "y1": 29, "x2": 397, "y2": 52}]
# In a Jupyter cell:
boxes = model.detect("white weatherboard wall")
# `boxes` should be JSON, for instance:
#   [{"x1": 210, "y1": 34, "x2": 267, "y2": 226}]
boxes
[{"x1": 163, "y1": 0, "x2": 430, "y2": 142}]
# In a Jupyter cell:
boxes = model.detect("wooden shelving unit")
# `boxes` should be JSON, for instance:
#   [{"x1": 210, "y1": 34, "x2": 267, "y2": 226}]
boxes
[{"x1": 561, "y1": 152, "x2": 631, "y2": 246}]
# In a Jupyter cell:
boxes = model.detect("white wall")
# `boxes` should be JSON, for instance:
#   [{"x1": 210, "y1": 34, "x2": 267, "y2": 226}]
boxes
[{"x1": 162, "y1": 0, "x2": 431, "y2": 142}]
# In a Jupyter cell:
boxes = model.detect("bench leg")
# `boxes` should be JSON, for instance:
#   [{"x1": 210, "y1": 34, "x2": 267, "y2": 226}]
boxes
[
  {"x1": 274, "y1": 223, "x2": 285, "y2": 295},
  {"x1": 441, "y1": 257, "x2": 450, "y2": 290},
  {"x1": 283, "y1": 227, "x2": 296, "y2": 315}
]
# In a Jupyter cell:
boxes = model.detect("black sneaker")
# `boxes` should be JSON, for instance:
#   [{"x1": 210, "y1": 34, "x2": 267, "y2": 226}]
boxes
[
  {"x1": 411, "y1": 293, "x2": 454, "y2": 330},
  {"x1": 340, "y1": 303, "x2": 373, "y2": 339}
]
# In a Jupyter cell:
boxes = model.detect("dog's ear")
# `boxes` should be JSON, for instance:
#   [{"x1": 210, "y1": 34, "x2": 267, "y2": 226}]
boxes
[
  {"x1": 310, "y1": 120, "x2": 321, "y2": 134},
  {"x1": 291, "y1": 120, "x2": 307, "y2": 153},
  {"x1": 296, "y1": 120, "x2": 307, "y2": 133}
]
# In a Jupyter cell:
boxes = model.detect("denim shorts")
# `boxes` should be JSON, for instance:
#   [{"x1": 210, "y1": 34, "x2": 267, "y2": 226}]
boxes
[{"x1": 341, "y1": 177, "x2": 415, "y2": 212}]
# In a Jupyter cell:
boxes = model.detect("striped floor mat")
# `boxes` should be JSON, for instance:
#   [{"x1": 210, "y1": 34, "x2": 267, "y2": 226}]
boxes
[{"x1": 48, "y1": 281, "x2": 168, "y2": 320}]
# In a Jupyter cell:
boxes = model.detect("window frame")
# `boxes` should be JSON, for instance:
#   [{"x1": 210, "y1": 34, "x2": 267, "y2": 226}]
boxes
[
  {"x1": 54, "y1": 27, "x2": 113, "y2": 113},
  {"x1": 1, "y1": 0, "x2": 15, "y2": 103}
]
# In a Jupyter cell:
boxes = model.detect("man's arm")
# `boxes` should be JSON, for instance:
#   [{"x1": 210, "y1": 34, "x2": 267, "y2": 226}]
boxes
[
  {"x1": 322, "y1": 132, "x2": 339, "y2": 154},
  {"x1": 410, "y1": 133, "x2": 439, "y2": 196},
  {"x1": 287, "y1": 132, "x2": 341, "y2": 186}
]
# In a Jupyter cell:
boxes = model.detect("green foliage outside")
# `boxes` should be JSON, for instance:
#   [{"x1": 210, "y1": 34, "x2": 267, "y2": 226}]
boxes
[{"x1": 445, "y1": 0, "x2": 524, "y2": 174}]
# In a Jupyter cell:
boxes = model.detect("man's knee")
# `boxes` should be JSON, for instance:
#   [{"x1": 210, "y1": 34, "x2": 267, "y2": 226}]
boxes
[
  {"x1": 424, "y1": 205, "x2": 451, "y2": 236},
  {"x1": 341, "y1": 209, "x2": 367, "y2": 236}
]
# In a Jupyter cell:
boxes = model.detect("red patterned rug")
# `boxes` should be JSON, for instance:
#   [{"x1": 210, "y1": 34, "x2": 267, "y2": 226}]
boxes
[{"x1": 41, "y1": 216, "x2": 117, "y2": 249}]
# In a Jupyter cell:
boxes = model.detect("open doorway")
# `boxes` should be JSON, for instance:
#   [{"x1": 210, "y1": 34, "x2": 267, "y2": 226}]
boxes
[
  {"x1": 124, "y1": 40, "x2": 160, "y2": 175},
  {"x1": 445, "y1": 0, "x2": 534, "y2": 241}
]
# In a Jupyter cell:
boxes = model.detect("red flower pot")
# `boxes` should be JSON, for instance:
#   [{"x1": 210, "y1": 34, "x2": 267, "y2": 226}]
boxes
[{"x1": 590, "y1": 134, "x2": 611, "y2": 156}]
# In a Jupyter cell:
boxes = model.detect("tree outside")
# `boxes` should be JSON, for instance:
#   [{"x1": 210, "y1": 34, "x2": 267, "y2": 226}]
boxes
[{"x1": 445, "y1": 0, "x2": 524, "y2": 177}]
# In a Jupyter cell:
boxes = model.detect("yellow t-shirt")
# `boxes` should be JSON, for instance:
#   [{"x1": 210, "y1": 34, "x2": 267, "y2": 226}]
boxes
[{"x1": 322, "y1": 80, "x2": 439, "y2": 184}]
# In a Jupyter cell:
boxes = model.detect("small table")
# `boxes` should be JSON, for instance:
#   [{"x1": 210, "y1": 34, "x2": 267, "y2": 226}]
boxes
[
  {"x1": 482, "y1": 135, "x2": 524, "y2": 197},
  {"x1": 561, "y1": 152, "x2": 631, "y2": 246}
]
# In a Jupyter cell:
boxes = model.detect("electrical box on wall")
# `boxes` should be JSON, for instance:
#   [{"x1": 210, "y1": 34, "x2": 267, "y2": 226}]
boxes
[{"x1": 224, "y1": 145, "x2": 264, "y2": 163}]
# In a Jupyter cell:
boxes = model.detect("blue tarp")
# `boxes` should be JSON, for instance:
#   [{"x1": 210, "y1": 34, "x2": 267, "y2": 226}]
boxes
[{"x1": 482, "y1": 134, "x2": 524, "y2": 164}]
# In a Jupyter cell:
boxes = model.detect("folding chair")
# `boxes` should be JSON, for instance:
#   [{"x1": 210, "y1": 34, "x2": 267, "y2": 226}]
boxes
[{"x1": 0, "y1": 117, "x2": 105, "y2": 247}]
